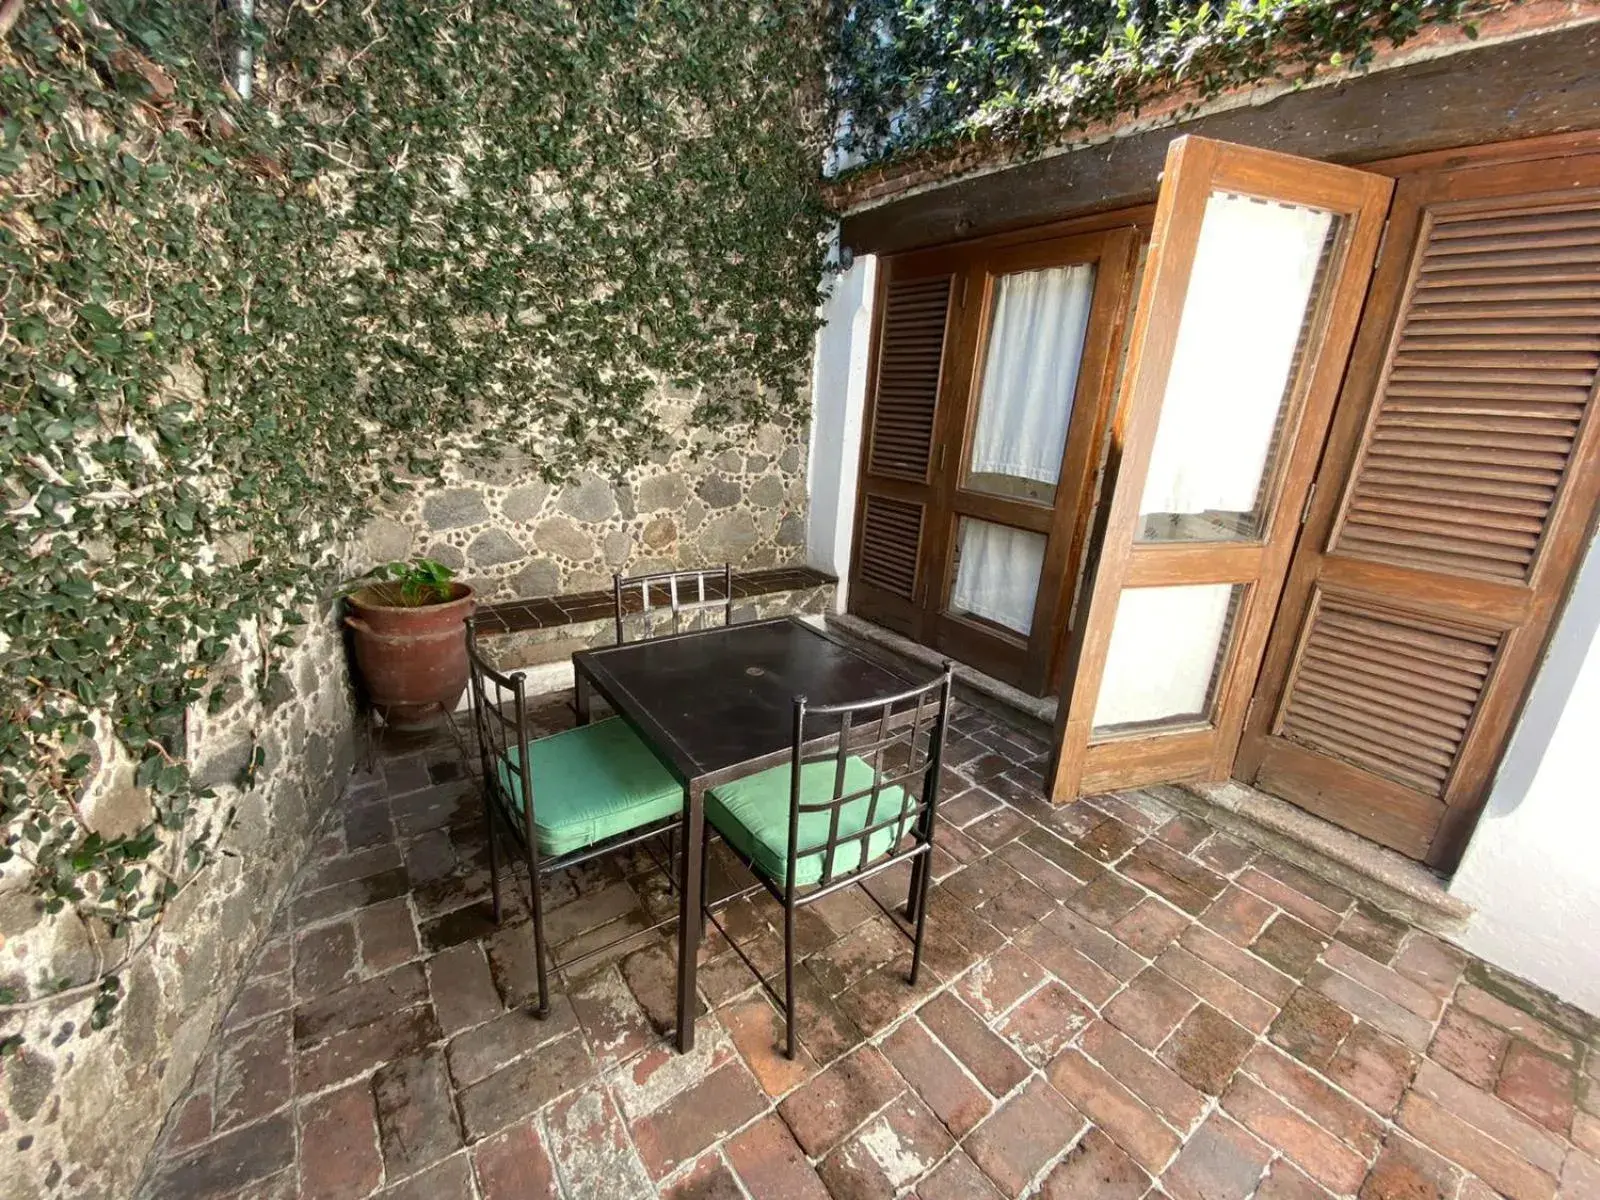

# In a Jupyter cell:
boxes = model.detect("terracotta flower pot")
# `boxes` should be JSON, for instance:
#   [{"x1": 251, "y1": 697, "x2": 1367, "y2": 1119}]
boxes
[{"x1": 343, "y1": 582, "x2": 476, "y2": 730}]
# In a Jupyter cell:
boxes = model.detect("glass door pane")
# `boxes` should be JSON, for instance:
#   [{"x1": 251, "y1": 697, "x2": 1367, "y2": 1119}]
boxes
[
  {"x1": 1092, "y1": 584, "x2": 1244, "y2": 735},
  {"x1": 949, "y1": 518, "x2": 1047, "y2": 636},
  {"x1": 1138, "y1": 193, "x2": 1336, "y2": 543},
  {"x1": 964, "y1": 264, "x2": 1097, "y2": 505}
]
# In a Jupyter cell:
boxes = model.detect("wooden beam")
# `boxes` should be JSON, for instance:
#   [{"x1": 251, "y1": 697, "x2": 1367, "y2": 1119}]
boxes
[{"x1": 840, "y1": 21, "x2": 1600, "y2": 256}]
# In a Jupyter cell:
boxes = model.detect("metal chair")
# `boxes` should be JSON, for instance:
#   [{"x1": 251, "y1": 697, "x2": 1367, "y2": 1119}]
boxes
[
  {"x1": 465, "y1": 618, "x2": 683, "y2": 1017},
  {"x1": 702, "y1": 664, "x2": 955, "y2": 1057},
  {"x1": 612, "y1": 564, "x2": 734, "y2": 644}
]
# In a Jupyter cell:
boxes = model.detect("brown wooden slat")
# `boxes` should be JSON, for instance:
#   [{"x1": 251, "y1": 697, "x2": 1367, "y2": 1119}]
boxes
[
  {"x1": 1285, "y1": 692, "x2": 1460, "y2": 765},
  {"x1": 1312, "y1": 604, "x2": 1497, "y2": 672},
  {"x1": 867, "y1": 276, "x2": 952, "y2": 482},
  {"x1": 1293, "y1": 662, "x2": 1472, "y2": 733},
  {"x1": 1278, "y1": 595, "x2": 1502, "y2": 797},
  {"x1": 1308, "y1": 627, "x2": 1489, "y2": 694},
  {"x1": 1337, "y1": 535, "x2": 1529, "y2": 580},
  {"x1": 1352, "y1": 482, "x2": 1550, "y2": 520},
  {"x1": 1349, "y1": 497, "x2": 1544, "y2": 537},
  {"x1": 1299, "y1": 643, "x2": 1482, "y2": 711},
  {"x1": 856, "y1": 495, "x2": 924, "y2": 599}
]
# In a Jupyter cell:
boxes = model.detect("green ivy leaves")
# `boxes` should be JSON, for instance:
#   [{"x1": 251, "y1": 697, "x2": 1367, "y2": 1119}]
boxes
[{"x1": 830, "y1": 0, "x2": 1476, "y2": 169}]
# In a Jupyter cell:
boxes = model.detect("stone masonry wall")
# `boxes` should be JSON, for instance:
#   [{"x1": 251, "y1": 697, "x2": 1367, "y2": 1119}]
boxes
[
  {"x1": 0, "y1": 603, "x2": 358, "y2": 1200},
  {"x1": 361, "y1": 400, "x2": 811, "y2": 604}
]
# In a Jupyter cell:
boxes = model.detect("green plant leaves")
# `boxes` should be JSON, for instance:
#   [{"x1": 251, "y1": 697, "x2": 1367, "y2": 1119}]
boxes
[{"x1": 830, "y1": 0, "x2": 1476, "y2": 168}]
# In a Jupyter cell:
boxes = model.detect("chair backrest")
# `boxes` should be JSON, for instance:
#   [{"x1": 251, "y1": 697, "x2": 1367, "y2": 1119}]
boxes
[
  {"x1": 465, "y1": 618, "x2": 535, "y2": 843},
  {"x1": 612, "y1": 564, "x2": 734, "y2": 644},
  {"x1": 787, "y1": 664, "x2": 955, "y2": 893}
]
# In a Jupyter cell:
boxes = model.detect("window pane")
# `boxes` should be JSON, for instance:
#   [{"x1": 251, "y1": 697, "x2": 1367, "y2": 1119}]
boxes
[
  {"x1": 1092, "y1": 584, "x2": 1244, "y2": 736},
  {"x1": 964, "y1": 264, "x2": 1097, "y2": 505},
  {"x1": 1137, "y1": 192, "x2": 1337, "y2": 543},
  {"x1": 949, "y1": 518, "x2": 1046, "y2": 636}
]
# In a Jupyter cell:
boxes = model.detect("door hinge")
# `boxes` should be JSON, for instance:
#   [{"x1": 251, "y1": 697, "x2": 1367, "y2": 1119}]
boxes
[
  {"x1": 1299, "y1": 482, "x2": 1318, "y2": 527},
  {"x1": 914, "y1": 578, "x2": 928, "y2": 606},
  {"x1": 958, "y1": 275, "x2": 968, "y2": 309},
  {"x1": 936, "y1": 443, "x2": 947, "y2": 471}
]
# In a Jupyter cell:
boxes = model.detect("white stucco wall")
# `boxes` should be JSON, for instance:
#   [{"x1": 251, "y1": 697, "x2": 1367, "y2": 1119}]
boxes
[
  {"x1": 805, "y1": 239, "x2": 877, "y2": 604},
  {"x1": 1450, "y1": 529, "x2": 1600, "y2": 1013}
]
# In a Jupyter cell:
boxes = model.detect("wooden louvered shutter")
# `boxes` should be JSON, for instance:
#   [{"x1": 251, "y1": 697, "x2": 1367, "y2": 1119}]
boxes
[
  {"x1": 1238, "y1": 161, "x2": 1600, "y2": 870},
  {"x1": 847, "y1": 268, "x2": 955, "y2": 635}
]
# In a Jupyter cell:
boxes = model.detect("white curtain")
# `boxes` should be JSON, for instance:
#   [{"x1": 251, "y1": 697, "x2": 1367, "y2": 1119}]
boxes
[
  {"x1": 969, "y1": 263, "x2": 1096, "y2": 485},
  {"x1": 1093, "y1": 584, "x2": 1238, "y2": 732},
  {"x1": 950, "y1": 521, "x2": 1046, "y2": 636},
  {"x1": 1139, "y1": 193, "x2": 1333, "y2": 531}
]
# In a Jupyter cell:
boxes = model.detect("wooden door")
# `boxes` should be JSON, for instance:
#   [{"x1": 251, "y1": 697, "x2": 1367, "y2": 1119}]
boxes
[
  {"x1": 847, "y1": 220, "x2": 1140, "y2": 694},
  {"x1": 923, "y1": 229, "x2": 1138, "y2": 693},
  {"x1": 1236, "y1": 150, "x2": 1600, "y2": 870},
  {"x1": 847, "y1": 256, "x2": 959, "y2": 637},
  {"x1": 1050, "y1": 136, "x2": 1393, "y2": 798}
]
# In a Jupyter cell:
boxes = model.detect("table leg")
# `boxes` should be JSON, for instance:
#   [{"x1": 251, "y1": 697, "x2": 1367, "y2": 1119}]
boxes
[
  {"x1": 676, "y1": 780, "x2": 705, "y2": 1053},
  {"x1": 574, "y1": 669, "x2": 593, "y2": 726}
]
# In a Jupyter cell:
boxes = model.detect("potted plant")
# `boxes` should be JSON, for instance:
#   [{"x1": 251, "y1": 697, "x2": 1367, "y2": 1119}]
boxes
[{"x1": 342, "y1": 558, "x2": 475, "y2": 729}]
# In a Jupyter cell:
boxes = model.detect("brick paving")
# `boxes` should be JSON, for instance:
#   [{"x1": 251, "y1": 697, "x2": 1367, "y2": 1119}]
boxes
[{"x1": 140, "y1": 694, "x2": 1600, "y2": 1199}]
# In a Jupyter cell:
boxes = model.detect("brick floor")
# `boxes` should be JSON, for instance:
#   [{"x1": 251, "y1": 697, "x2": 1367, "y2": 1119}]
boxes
[{"x1": 139, "y1": 694, "x2": 1600, "y2": 1199}]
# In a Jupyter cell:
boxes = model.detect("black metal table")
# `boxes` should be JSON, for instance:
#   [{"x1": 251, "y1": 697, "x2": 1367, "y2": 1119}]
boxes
[{"x1": 572, "y1": 616, "x2": 921, "y2": 1052}]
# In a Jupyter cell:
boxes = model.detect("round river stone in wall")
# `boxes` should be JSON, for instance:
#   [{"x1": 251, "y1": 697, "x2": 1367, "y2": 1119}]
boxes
[
  {"x1": 636, "y1": 474, "x2": 688, "y2": 512},
  {"x1": 696, "y1": 474, "x2": 742, "y2": 510},
  {"x1": 777, "y1": 513, "x2": 806, "y2": 546},
  {"x1": 423, "y1": 488, "x2": 491, "y2": 531},
  {"x1": 642, "y1": 516, "x2": 676, "y2": 549},
  {"x1": 425, "y1": 541, "x2": 467, "y2": 571},
  {"x1": 468, "y1": 528, "x2": 525, "y2": 568},
  {"x1": 512, "y1": 559, "x2": 561, "y2": 597},
  {"x1": 557, "y1": 472, "x2": 618, "y2": 523},
  {"x1": 535, "y1": 516, "x2": 598, "y2": 562},
  {"x1": 699, "y1": 510, "x2": 759, "y2": 561},
  {"x1": 749, "y1": 475, "x2": 784, "y2": 508},
  {"x1": 502, "y1": 481, "x2": 550, "y2": 522},
  {"x1": 603, "y1": 530, "x2": 633, "y2": 567},
  {"x1": 360, "y1": 516, "x2": 413, "y2": 563}
]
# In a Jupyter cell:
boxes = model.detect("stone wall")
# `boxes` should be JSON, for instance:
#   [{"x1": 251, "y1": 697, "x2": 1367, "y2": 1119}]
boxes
[
  {"x1": 361, "y1": 401, "x2": 811, "y2": 603},
  {"x1": 0, "y1": 604, "x2": 358, "y2": 1200}
]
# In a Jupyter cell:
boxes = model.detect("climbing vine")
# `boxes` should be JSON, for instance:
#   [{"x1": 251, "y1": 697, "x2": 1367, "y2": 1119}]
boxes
[
  {"x1": 829, "y1": 0, "x2": 1484, "y2": 170},
  {"x1": 0, "y1": 0, "x2": 831, "y2": 1035}
]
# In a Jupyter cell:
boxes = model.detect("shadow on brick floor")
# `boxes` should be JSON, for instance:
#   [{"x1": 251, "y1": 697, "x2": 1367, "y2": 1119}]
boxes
[{"x1": 138, "y1": 692, "x2": 1600, "y2": 1199}]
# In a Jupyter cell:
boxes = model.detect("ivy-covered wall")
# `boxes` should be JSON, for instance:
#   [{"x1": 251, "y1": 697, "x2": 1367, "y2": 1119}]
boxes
[
  {"x1": 828, "y1": 0, "x2": 1482, "y2": 174},
  {"x1": 0, "y1": 0, "x2": 831, "y2": 1193}
]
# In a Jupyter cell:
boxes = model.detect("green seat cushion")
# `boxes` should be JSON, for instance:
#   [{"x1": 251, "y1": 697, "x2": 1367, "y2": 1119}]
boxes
[
  {"x1": 707, "y1": 757, "x2": 914, "y2": 887},
  {"x1": 497, "y1": 718, "x2": 682, "y2": 858}
]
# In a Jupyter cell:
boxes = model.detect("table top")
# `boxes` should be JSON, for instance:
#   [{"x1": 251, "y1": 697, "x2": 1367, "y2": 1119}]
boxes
[{"x1": 573, "y1": 617, "x2": 925, "y2": 785}]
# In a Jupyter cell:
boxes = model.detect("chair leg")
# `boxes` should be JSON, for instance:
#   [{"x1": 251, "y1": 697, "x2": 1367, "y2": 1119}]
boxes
[
  {"x1": 908, "y1": 849, "x2": 934, "y2": 987},
  {"x1": 526, "y1": 845, "x2": 551, "y2": 1019},
  {"x1": 783, "y1": 902, "x2": 797, "y2": 1060},
  {"x1": 904, "y1": 853, "x2": 927, "y2": 925},
  {"x1": 485, "y1": 802, "x2": 502, "y2": 924}
]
